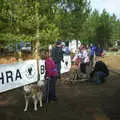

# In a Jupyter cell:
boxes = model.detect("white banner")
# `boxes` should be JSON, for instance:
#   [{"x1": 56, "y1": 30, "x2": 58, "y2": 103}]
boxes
[
  {"x1": 61, "y1": 55, "x2": 71, "y2": 74},
  {"x1": 0, "y1": 60, "x2": 38, "y2": 93},
  {"x1": 39, "y1": 60, "x2": 45, "y2": 81},
  {"x1": 69, "y1": 40, "x2": 81, "y2": 53}
]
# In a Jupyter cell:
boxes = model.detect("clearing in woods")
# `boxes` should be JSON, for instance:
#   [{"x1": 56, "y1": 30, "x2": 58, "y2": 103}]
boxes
[{"x1": 0, "y1": 55, "x2": 120, "y2": 120}]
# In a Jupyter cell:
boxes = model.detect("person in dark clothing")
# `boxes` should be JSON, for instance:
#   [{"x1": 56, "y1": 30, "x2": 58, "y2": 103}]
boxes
[
  {"x1": 52, "y1": 40, "x2": 63, "y2": 79},
  {"x1": 95, "y1": 44, "x2": 103, "y2": 57},
  {"x1": 89, "y1": 61, "x2": 109, "y2": 84}
]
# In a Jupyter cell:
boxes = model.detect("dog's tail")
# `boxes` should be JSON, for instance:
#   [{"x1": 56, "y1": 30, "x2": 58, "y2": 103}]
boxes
[{"x1": 37, "y1": 80, "x2": 45, "y2": 87}]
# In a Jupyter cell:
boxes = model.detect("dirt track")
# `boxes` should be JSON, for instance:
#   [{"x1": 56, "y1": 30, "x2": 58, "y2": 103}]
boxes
[{"x1": 0, "y1": 55, "x2": 120, "y2": 120}]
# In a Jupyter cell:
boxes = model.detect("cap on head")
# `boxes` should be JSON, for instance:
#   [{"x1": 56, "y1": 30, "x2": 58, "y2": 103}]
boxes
[{"x1": 56, "y1": 40, "x2": 61, "y2": 45}]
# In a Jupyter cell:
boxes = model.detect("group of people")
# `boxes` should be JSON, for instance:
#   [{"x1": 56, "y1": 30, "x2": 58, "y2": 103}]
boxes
[
  {"x1": 42, "y1": 40, "x2": 109, "y2": 102},
  {"x1": 73, "y1": 43, "x2": 109, "y2": 84}
]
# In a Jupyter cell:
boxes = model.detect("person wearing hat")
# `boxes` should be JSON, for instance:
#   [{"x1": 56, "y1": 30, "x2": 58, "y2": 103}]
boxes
[{"x1": 51, "y1": 40, "x2": 63, "y2": 80}]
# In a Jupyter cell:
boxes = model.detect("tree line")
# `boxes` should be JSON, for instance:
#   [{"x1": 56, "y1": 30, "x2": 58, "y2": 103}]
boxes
[{"x1": 0, "y1": 0, "x2": 120, "y2": 52}]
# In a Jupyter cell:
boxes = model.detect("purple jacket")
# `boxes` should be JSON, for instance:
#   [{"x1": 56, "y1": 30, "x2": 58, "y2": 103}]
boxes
[{"x1": 45, "y1": 57, "x2": 58, "y2": 77}]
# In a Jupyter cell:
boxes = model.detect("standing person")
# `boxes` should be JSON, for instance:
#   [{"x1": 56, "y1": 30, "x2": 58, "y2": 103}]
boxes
[
  {"x1": 115, "y1": 40, "x2": 119, "y2": 49},
  {"x1": 52, "y1": 40, "x2": 63, "y2": 79},
  {"x1": 78, "y1": 45, "x2": 85, "y2": 73},
  {"x1": 80, "y1": 45, "x2": 90, "y2": 77},
  {"x1": 90, "y1": 44, "x2": 96, "y2": 67},
  {"x1": 83, "y1": 45, "x2": 90, "y2": 77},
  {"x1": 62, "y1": 42, "x2": 71, "y2": 55},
  {"x1": 95, "y1": 44, "x2": 103, "y2": 57},
  {"x1": 45, "y1": 50, "x2": 58, "y2": 101}
]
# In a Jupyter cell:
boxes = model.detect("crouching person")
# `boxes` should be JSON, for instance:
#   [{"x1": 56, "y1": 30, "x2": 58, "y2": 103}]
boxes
[
  {"x1": 45, "y1": 50, "x2": 58, "y2": 102},
  {"x1": 89, "y1": 61, "x2": 109, "y2": 84}
]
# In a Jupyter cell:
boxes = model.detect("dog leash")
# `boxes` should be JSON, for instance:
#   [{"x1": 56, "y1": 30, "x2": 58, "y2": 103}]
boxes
[
  {"x1": 46, "y1": 77, "x2": 50, "y2": 104},
  {"x1": 44, "y1": 77, "x2": 50, "y2": 112}
]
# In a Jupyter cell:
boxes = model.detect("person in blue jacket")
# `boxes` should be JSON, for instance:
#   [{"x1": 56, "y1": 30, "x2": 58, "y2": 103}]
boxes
[
  {"x1": 90, "y1": 44, "x2": 96, "y2": 67},
  {"x1": 95, "y1": 44, "x2": 103, "y2": 57}
]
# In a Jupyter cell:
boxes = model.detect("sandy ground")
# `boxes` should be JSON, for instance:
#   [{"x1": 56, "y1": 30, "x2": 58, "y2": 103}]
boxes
[
  {"x1": 0, "y1": 54, "x2": 120, "y2": 120},
  {"x1": 100, "y1": 55, "x2": 120, "y2": 71}
]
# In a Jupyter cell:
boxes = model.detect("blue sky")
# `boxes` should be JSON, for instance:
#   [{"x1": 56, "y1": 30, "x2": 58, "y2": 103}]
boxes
[{"x1": 90, "y1": 0, "x2": 120, "y2": 18}]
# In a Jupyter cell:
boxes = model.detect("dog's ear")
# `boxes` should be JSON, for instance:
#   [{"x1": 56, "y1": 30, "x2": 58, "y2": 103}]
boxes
[{"x1": 37, "y1": 80, "x2": 44, "y2": 87}]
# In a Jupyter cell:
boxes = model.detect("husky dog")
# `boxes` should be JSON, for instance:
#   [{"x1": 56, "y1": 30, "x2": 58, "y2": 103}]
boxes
[{"x1": 23, "y1": 80, "x2": 45, "y2": 112}]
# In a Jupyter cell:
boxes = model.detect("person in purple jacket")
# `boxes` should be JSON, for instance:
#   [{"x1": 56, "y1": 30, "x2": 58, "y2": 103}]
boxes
[{"x1": 45, "y1": 50, "x2": 58, "y2": 101}]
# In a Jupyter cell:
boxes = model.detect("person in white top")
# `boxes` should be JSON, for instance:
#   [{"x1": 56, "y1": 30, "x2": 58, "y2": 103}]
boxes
[
  {"x1": 80, "y1": 45, "x2": 90, "y2": 78},
  {"x1": 72, "y1": 45, "x2": 84, "y2": 66},
  {"x1": 72, "y1": 44, "x2": 90, "y2": 79}
]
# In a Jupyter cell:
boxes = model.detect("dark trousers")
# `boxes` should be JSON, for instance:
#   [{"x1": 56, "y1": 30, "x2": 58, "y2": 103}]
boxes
[
  {"x1": 55, "y1": 62, "x2": 61, "y2": 79},
  {"x1": 90, "y1": 71, "x2": 107, "y2": 84},
  {"x1": 47, "y1": 76, "x2": 57, "y2": 100},
  {"x1": 90, "y1": 55, "x2": 94, "y2": 66},
  {"x1": 80, "y1": 63, "x2": 87, "y2": 74}
]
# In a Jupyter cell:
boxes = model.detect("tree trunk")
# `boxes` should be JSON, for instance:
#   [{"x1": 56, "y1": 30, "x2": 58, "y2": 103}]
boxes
[
  {"x1": 33, "y1": 0, "x2": 40, "y2": 60},
  {"x1": 33, "y1": 39, "x2": 40, "y2": 59},
  {"x1": 33, "y1": 0, "x2": 40, "y2": 81}
]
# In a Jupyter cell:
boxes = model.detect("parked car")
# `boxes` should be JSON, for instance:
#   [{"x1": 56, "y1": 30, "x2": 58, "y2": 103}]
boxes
[
  {"x1": 21, "y1": 42, "x2": 32, "y2": 53},
  {"x1": 4, "y1": 45, "x2": 14, "y2": 53}
]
